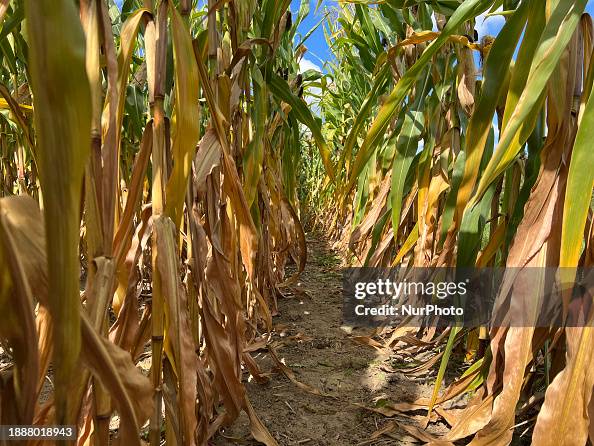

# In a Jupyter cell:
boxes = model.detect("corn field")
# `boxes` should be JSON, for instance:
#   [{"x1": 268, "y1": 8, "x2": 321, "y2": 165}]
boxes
[{"x1": 0, "y1": 0, "x2": 593, "y2": 444}]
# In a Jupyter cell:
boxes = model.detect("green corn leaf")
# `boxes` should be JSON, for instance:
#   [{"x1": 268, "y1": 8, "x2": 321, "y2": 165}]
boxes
[
  {"x1": 267, "y1": 71, "x2": 335, "y2": 180},
  {"x1": 471, "y1": 0, "x2": 588, "y2": 206},
  {"x1": 452, "y1": 0, "x2": 530, "y2": 228},
  {"x1": 560, "y1": 80, "x2": 594, "y2": 267},
  {"x1": 25, "y1": 0, "x2": 91, "y2": 424},
  {"x1": 343, "y1": 0, "x2": 495, "y2": 196}
]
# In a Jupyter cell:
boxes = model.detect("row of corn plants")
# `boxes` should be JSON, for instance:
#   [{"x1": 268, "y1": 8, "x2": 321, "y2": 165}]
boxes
[
  {"x1": 303, "y1": 0, "x2": 594, "y2": 443},
  {"x1": 0, "y1": 0, "x2": 329, "y2": 444}
]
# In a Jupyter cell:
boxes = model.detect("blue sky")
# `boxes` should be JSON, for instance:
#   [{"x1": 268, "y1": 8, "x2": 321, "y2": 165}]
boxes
[{"x1": 290, "y1": 0, "x2": 335, "y2": 68}]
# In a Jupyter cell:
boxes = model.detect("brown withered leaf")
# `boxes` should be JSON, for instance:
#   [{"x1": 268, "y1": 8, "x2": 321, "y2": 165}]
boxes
[
  {"x1": 349, "y1": 173, "x2": 391, "y2": 255},
  {"x1": 457, "y1": 46, "x2": 476, "y2": 116},
  {"x1": 0, "y1": 196, "x2": 47, "y2": 300},
  {"x1": 203, "y1": 255, "x2": 246, "y2": 420},
  {"x1": 0, "y1": 196, "x2": 41, "y2": 425},
  {"x1": 80, "y1": 314, "x2": 153, "y2": 446},
  {"x1": 193, "y1": 128, "x2": 222, "y2": 194},
  {"x1": 268, "y1": 346, "x2": 333, "y2": 398},
  {"x1": 154, "y1": 216, "x2": 199, "y2": 446},
  {"x1": 532, "y1": 324, "x2": 594, "y2": 445}
]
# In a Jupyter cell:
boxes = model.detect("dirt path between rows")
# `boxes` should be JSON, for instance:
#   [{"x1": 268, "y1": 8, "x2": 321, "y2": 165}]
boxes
[{"x1": 214, "y1": 235, "x2": 430, "y2": 446}]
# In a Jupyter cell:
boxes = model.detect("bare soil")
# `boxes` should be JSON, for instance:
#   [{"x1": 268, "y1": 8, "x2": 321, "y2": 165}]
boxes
[{"x1": 213, "y1": 235, "x2": 431, "y2": 446}]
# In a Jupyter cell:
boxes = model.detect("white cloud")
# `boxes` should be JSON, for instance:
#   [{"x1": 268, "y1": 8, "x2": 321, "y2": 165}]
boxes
[
  {"x1": 475, "y1": 7, "x2": 505, "y2": 40},
  {"x1": 298, "y1": 58, "x2": 322, "y2": 74}
]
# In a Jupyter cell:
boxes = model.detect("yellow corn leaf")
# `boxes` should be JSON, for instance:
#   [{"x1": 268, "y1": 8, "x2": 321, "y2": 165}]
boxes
[{"x1": 166, "y1": 4, "x2": 201, "y2": 229}]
